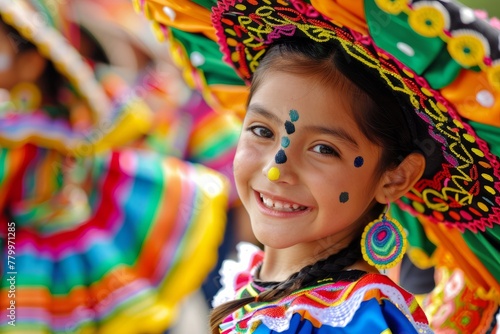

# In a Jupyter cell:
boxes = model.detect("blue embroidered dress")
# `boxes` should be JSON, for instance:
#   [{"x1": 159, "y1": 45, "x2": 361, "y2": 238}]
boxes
[{"x1": 213, "y1": 243, "x2": 433, "y2": 334}]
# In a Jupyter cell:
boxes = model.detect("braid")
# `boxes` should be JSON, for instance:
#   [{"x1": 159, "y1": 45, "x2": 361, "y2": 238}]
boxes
[
  {"x1": 300, "y1": 238, "x2": 362, "y2": 285},
  {"x1": 209, "y1": 237, "x2": 362, "y2": 333},
  {"x1": 258, "y1": 236, "x2": 361, "y2": 301}
]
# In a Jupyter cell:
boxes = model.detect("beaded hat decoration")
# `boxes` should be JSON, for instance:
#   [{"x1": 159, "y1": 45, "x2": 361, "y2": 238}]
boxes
[{"x1": 211, "y1": 0, "x2": 500, "y2": 231}]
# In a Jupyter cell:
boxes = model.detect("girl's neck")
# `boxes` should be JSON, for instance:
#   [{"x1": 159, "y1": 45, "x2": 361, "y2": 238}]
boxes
[
  {"x1": 259, "y1": 246, "x2": 314, "y2": 282},
  {"x1": 259, "y1": 243, "x2": 378, "y2": 282}
]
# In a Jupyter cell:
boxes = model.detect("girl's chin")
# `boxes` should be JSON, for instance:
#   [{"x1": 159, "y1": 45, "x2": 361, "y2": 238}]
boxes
[{"x1": 251, "y1": 227, "x2": 304, "y2": 249}]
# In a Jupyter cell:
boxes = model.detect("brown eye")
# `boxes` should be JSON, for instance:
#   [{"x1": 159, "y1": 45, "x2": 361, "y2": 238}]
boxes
[
  {"x1": 249, "y1": 126, "x2": 274, "y2": 138},
  {"x1": 312, "y1": 144, "x2": 339, "y2": 157}
]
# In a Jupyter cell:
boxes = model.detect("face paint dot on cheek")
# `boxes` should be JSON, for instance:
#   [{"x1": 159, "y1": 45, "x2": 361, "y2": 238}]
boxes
[
  {"x1": 284, "y1": 121, "x2": 295, "y2": 134},
  {"x1": 275, "y1": 149, "x2": 287, "y2": 164},
  {"x1": 339, "y1": 192, "x2": 349, "y2": 203},
  {"x1": 281, "y1": 136, "x2": 290, "y2": 148},
  {"x1": 354, "y1": 156, "x2": 364, "y2": 168},
  {"x1": 289, "y1": 109, "x2": 299, "y2": 122}
]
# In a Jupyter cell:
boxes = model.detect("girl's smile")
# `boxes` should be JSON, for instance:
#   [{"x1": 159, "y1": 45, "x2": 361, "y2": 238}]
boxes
[{"x1": 254, "y1": 190, "x2": 311, "y2": 217}]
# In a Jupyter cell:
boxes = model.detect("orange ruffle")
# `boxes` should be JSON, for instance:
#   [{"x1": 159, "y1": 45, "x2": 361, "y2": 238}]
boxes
[
  {"x1": 141, "y1": 0, "x2": 216, "y2": 40},
  {"x1": 312, "y1": 0, "x2": 368, "y2": 35}
]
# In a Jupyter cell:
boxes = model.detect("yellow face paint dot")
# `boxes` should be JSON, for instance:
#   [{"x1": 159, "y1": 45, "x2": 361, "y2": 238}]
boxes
[{"x1": 267, "y1": 167, "x2": 280, "y2": 181}]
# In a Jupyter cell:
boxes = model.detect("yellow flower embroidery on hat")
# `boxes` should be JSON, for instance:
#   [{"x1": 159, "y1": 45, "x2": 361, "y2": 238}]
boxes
[
  {"x1": 374, "y1": 0, "x2": 409, "y2": 15},
  {"x1": 408, "y1": 5, "x2": 448, "y2": 38},
  {"x1": 447, "y1": 31, "x2": 488, "y2": 68}
]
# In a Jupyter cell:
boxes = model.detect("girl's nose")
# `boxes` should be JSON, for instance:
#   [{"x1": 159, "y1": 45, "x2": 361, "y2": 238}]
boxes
[{"x1": 262, "y1": 152, "x2": 297, "y2": 184}]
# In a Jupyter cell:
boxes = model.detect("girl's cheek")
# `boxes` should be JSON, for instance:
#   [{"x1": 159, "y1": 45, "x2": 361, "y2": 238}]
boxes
[
  {"x1": 233, "y1": 143, "x2": 251, "y2": 174},
  {"x1": 233, "y1": 150, "x2": 244, "y2": 177},
  {"x1": 233, "y1": 139, "x2": 262, "y2": 176}
]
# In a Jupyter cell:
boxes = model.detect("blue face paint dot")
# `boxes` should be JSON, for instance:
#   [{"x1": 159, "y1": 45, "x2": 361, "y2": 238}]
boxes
[
  {"x1": 281, "y1": 136, "x2": 290, "y2": 148},
  {"x1": 284, "y1": 121, "x2": 295, "y2": 134},
  {"x1": 289, "y1": 109, "x2": 299, "y2": 122},
  {"x1": 339, "y1": 192, "x2": 349, "y2": 203},
  {"x1": 275, "y1": 149, "x2": 287, "y2": 164},
  {"x1": 354, "y1": 156, "x2": 364, "y2": 168}
]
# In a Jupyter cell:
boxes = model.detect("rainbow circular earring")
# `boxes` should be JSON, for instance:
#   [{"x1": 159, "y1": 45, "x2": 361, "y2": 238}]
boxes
[{"x1": 361, "y1": 203, "x2": 407, "y2": 270}]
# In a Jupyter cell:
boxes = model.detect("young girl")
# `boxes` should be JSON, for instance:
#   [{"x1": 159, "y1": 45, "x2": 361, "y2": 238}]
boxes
[
  {"x1": 205, "y1": 0, "x2": 499, "y2": 332},
  {"x1": 210, "y1": 37, "x2": 431, "y2": 334}
]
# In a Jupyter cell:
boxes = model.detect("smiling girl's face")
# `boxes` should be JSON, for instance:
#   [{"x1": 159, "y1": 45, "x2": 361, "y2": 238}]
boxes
[{"x1": 233, "y1": 70, "x2": 386, "y2": 252}]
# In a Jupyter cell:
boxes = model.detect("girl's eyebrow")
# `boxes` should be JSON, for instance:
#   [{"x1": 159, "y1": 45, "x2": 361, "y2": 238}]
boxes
[
  {"x1": 247, "y1": 104, "x2": 358, "y2": 148},
  {"x1": 303, "y1": 124, "x2": 359, "y2": 149},
  {"x1": 247, "y1": 103, "x2": 282, "y2": 125}
]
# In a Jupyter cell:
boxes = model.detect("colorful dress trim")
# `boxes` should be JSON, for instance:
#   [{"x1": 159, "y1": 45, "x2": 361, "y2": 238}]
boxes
[
  {"x1": 213, "y1": 243, "x2": 432, "y2": 333},
  {"x1": 0, "y1": 146, "x2": 230, "y2": 333}
]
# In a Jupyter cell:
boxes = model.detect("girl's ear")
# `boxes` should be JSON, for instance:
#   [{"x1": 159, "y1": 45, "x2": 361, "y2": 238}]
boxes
[
  {"x1": 375, "y1": 152, "x2": 426, "y2": 203},
  {"x1": 14, "y1": 49, "x2": 47, "y2": 83}
]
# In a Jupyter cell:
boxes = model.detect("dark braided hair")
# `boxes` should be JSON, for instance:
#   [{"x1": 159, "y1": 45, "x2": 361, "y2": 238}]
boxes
[{"x1": 210, "y1": 237, "x2": 362, "y2": 333}]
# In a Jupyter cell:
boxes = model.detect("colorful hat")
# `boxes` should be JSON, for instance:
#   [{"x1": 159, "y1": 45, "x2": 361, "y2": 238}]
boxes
[
  {"x1": 0, "y1": 0, "x2": 152, "y2": 155},
  {"x1": 208, "y1": 0, "x2": 500, "y2": 232}
]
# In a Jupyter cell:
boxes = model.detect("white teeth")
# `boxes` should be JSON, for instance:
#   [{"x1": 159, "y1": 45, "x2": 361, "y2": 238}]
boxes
[{"x1": 259, "y1": 193, "x2": 306, "y2": 212}]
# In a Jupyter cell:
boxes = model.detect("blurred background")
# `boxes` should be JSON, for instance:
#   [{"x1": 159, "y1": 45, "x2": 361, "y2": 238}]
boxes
[{"x1": 0, "y1": 0, "x2": 498, "y2": 333}]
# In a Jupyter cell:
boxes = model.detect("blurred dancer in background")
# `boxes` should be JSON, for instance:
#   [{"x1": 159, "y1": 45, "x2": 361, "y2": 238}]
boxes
[{"x1": 0, "y1": 0, "x2": 236, "y2": 333}]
